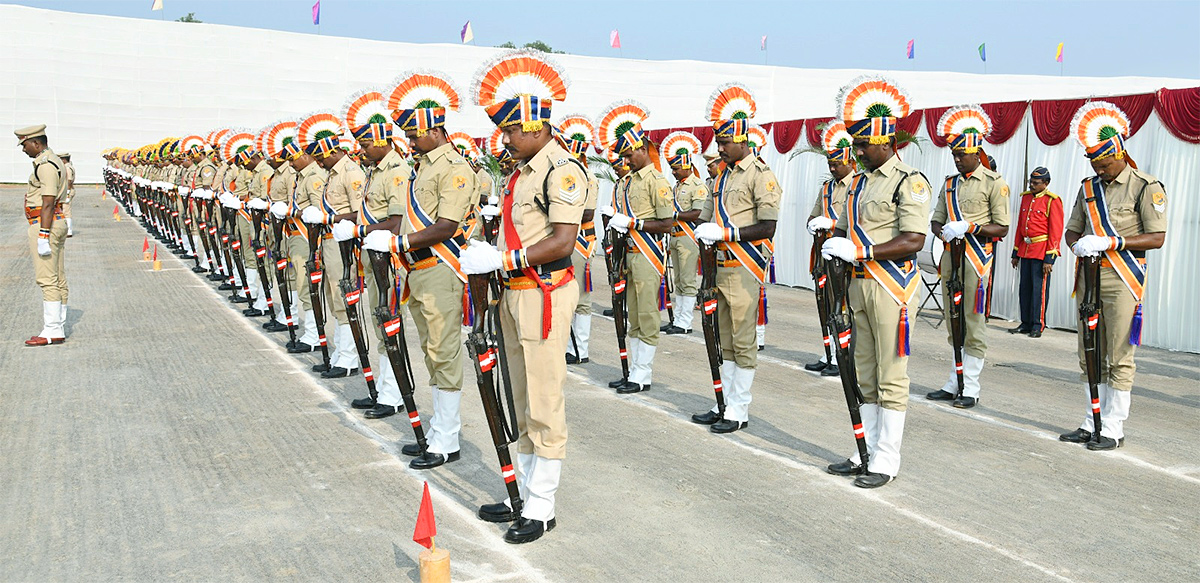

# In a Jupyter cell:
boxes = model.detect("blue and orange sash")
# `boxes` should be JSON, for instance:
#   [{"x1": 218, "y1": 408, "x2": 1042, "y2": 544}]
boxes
[
  {"x1": 820, "y1": 179, "x2": 839, "y2": 222},
  {"x1": 618, "y1": 176, "x2": 666, "y2": 276},
  {"x1": 403, "y1": 165, "x2": 467, "y2": 283},
  {"x1": 671, "y1": 181, "x2": 699, "y2": 244},
  {"x1": 945, "y1": 174, "x2": 993, "y2": 313},
  {"x1": 846, "y1": 174, "x2": 919, "y2": 355},
  {"x1": 712, "y1": 169, "x2": 772, "y2": 284},
  {"x1": 1083, "y1": 177, "x2": 1147, "y2": 345}
]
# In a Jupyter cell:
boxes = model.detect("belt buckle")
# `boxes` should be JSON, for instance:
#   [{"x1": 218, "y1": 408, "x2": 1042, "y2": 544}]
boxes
[{"x1": 1023, "y1": 236, "x2": 1032, "y2": 244}]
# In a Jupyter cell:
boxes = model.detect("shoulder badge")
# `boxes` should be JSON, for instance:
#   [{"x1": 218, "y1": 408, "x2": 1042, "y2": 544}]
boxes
[
  {"x1": 351, "y1": 180, "x2": 363, "y2": 192},
  {"x1": 1000, "y1": 185, "x2": 1010, "y2": 198},
  {"x1": 910, "y1": 178, "x2": 930, "y2": 204},
  {"x1": 558, "y1": 171, "x2": 581, "y2": 203},
  {"x1": 1151, "y1": 190, "x2": 1166, "y2": 212},
  {"x1": 765, "y1": 178, "x2": 778, "y2": 193},
  {"x1": 393, "y1": 175, "x2": 404, "y2": 188},
  {"x1": 312, "y1": 179, "x2": 322, "y2": 192},
  {"x1": 452, "y1": 175, "x2": 468, "y2": 190}
]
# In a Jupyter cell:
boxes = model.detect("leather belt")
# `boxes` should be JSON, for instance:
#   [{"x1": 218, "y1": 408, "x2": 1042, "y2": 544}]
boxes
[{"x1": 504, "y1": 256, "x2": 572, "y2": 280}]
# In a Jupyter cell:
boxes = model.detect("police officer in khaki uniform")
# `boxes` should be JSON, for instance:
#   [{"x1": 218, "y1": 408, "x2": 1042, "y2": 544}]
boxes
[
  {"x1": 191, "y1": 141, "x2": 220, "y2": 274},
  {"x1": 461, "y1": 51, "x2": 584, "y2": 543},
  {"x1": 18, "y1": 125, "x2": 70, "y2": 346},
  {"x1": 261, "y1": 126, "x2": 299, "y2": 333},
  {"x1": 599, "y1": 102, "x2": 674, "y2": 394},
  {"x1": 690, "y1": 84, "x2": 781, "y2": 434},
  {"x1": 822, "y1": 76, "x2": 931, "y2": 488},
  {"x1": 61, "y1": 152, "x2": 76, "y2": 237},
  {"x1": 1059, "y1": 101, "x2": 1167, "y2": 451},
  {"x1": 659, "y1": 132, "x2": 707, "y2": 335},
  {"x1": 278, "y1": 137, "x2": 327, "y2": 354},
  {"x1": 241, "y1": 147, "x2": 276, "y2": 317},
  {"x1": 926, "y1": 106, "x2": 1011, "y2": 409},
  {"x1": 804, "y1": 122, "x2": 856, "y2": 376},
  {"x1": 555, "y1": 115, "x2": 600, "y2": 365}
]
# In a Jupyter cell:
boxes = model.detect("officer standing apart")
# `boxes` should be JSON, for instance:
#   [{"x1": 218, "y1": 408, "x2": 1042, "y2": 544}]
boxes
[
  {"x1": 1010, "y1": 167, "x2": 1062, "y2": 338},
  {"x1": 804, "y1": 121, "x2": 856, "y2": 376},
  {"x1": 461, "y1": 50, "x2": 585, "y2": 544},
  {"x1": 822, "y1": 77, "x2": 931, "y2": 488},
  {"x1": 690, "y1": 84, "x2": 781, "y2": 434},
  {"x1": 660, "y1": 131, "x2": 707, "y2": 336},
  {"x1": 61, "y1": 152, "x2": 75, "y2": 237},
  {"x1": 926, "y1": 106, "x2": 1011, "y2": 409},
  {"x1": 555, "y1": 114, "x2": 600, "y2": 365},
  {"x1": 17, "y1": 125, "x2": 69, "y2": 346},
  {"x1": 1060, "y1": 101, "x2": 1167, "y2": 451}
]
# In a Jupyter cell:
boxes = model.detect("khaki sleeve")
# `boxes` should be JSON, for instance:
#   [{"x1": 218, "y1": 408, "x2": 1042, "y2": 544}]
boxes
[
  {"x1": 547, "y1": 163, "x2": 587, "y2": 225},
  {"x1": 36, "y1": 163, "x2": 61, "y2": 203},
  {"x1": 436, "y1": 163, "x2": 475, "y2": 223},
  {"x1": 753, "y1": 167, "x2": 782, "y2": 221},
  {"x1": 1065, "y1": 184, "x2": 1087, "y2": 233},
  {"x1": 930, "y1": 178, "x2": 948, "y2": 224},
  {"x1": 899, "y1": 173, "x2": 933, "y2": 234},
  {"x1": 653, "y1": 176, "x2": 675, "y2": 220},
  {"x1": 809, "y1": 184, "x2": 825, "y2": 219},
  {"x1": 1138, "y1": 180, "x2": 1168, "y2": 233},
  {"x1": 385, "y1": 169, "x2": 409, "y2": 217},
  {"x1": 304, "y1": 175, "x2": 327, "y2": 210},
  {"x1": 990, "y1": 177, "x2": 1012, "y2": 227},
  {"x1": 690, "y1": 182, "x2": 709, "y2": 212}
]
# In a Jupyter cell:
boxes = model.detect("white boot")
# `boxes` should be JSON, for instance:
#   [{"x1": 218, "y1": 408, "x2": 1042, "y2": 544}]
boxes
[
  {"x1": 1101, "y1": 384, "x2": 1130, "y2": 440},
  {"x1": 245, "y1": 269, "x2": 259, "y2": 301},
  {"x1": 1079, "y1": 383, "x2": 1099, "y2": 433},
  {"x1": 962, "y1": 354, "x2": 985, "y2": 399},
  {"x1": 39, "y1": 301, "x2": 64, "y2": 339},
  {"x1": 427, "y1": 387, "x2": 462, "y2": 455},
  {"x1": 66, "y1": 218, "x2": 73, "y2": 236},
  {"x1": 569, "y1": 314, "x2": 591, "y2": 360},
  {"x1": 502, "y1": 453, "x2": 537, "y2": 512},
  {"x1": 299, "y1": 309, "x2": 320, "y2": 346},
  {"x1": 376, "y1": 356, "x2": 402, "y2": 407},
  {"x1": 639, "y1": 342, "x2": 657, "y2": 387},
  {"x1": 710, "y1": 360, "x2": 737, "y2": 415},
  {"x1": 674, "y1": 295, "x2": 696, "y2": 331},
  {"x1": 336, "y1": 324, "x2": 359, "y2": 370},
  {"x1": 523, "y1": 456, "x2": 562, "y2": 522},
  {"x1": 849, "y1": 403, "x2": 880, "y2": 466},
  {"x1": 252, "y1": 278, "x2": 268, "y2": 312},
  {"x1": 873, "y1": 407, "x2": 907, "y2": 477},
  {"x1": 724, "y1": 364, "x2": 755, "y2": 423},
  {"x1": 626, "y1": 338, "x2": 644, "y2": 384},
  {"x1": 756, "y1": 323, "x2": 766, "y2": 347}
]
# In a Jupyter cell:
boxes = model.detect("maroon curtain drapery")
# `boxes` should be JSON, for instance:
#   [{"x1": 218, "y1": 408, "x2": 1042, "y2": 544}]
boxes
[
  {"x1": 981, "y1": 101, "x2": 1028, "y2": 145},
  {"x1": 896, "y1": 111, "x2": 923, "y2": 150},
  {"x1": 1106, "y1": 93, "x2": 1155, "y2": 138},
  {"x1": 1154, "y1": 87, "x2": 1200, "y2": 144},
  {"x1": 769, "y1": 119, "x2": 805, "y2": 154},
  {"x1": 1031, "y1": 98, "x2": 1086, "y2": 145},
  {"x1": 922, "y1": 107, "x2": 951, "y2": 148},
  {"x1": 805, "y1": 116, "x2": 833, "y2": 149}
]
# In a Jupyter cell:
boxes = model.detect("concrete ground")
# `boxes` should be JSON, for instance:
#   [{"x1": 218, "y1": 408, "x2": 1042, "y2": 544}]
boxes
[{"x1": 2, "y1": 186, "x2": 1197, "y2": 583}]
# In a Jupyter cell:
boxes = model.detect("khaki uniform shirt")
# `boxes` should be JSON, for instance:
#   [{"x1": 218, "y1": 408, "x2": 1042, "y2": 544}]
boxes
[
  {"x1": 249, "y1": 159, "x2": 273, "y2": 201},
  {"x1": 400, "y1": 143, "x2": 475, "y2": 237},
  {"x1": 324, "y1": 154, "x2": 366, "y2": 215},
  {"x1": 810, "y1": 173, "x2": 853, "y2": 220},
  {"x1": 835, "y1": 154, "x2": 932, "y2": 241},
  {"x1": 500, "y1": 140, "x2": 588, "y2": 253},
  {"x1": 231, "y1": 166, "x2": 253, "y2": 200},
  {"x1": 295, "y1": 162, "x2": 328, "y2": 211},
  {"x1": 699, "y1": 154, "x2": 781, "y2": 226},
  {"x1": 361, "y1": 149, "x2": 408, "y2": 223},
  {"x1": 931, "y1": 164, "x2": 1011, "y2": 228},
  {"x1": 194, "y1": 159, "x2": 218, "y2": 190},
  {"x1": 26, "y1": 148, "x2": 66, "y2": 207},
  {"x1": 477, "y1": 167, "x2": 495, "y2": 202},
  {"x1": 673, "y1": 173, "x2": 708, "y2": 215},
  {"x1": 618, "y1": 164, "x2": 674, "y2": 221},
  {"x1": 269, "y1": 165, "x2": 297, "y2": 204},
  {"x1": 1066, "y1": 164, "x2": 1167, "y2": 236}
]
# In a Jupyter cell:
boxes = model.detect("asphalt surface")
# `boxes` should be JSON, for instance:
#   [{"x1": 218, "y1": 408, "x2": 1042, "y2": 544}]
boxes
[{"x1": 2, "y1": 186, "x2": 1197, "y2": 583}]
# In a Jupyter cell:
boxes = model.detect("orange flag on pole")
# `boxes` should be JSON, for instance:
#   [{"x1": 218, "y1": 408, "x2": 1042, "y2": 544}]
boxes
[{"x1": 413, "y1": 482, "x2": 437, "y2": 550}]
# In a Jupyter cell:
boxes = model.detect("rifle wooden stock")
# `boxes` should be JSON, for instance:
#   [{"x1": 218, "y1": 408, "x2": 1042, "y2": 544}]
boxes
[
  {"x1": 269, "y1": 214, "x2": 298, "y2": 345},
  {"x1": 367, "y1": 249, "x2": 428, "y2": 454},
  {"x1": 1078, "y1": 256, "x2": 1103, "y2": 442},
  {"x1": 306, "y1": 224, "x2": 331, "y2": 367},
  {"x1": 182, "y1": 196, "x2": 202, "y2": 268},
  {"x1": 216, "y1": 204, "x2": 238, "y2": 285},
  {"x1": 604, "y1": 229, "x2": 630, "y2": 381},
  {"x1": 826, "y1": 257, "x2": 870, "y2": 472},
  {"x1": 811, "y1": 231, "x2": 835, "y2": 366},
  {"x1": 226, "y1": 206, "x2": 253, "y2": 300},
  {"x1": 339, "y1": 240, "x2": 378, "y2": 403},
  {"x1": 251, "y1": 209, "x2": 278, "y2": 322},
  {"x1": 947, "y1": 238, "x2": 967, "y2": 399},
  {"x1": 698, "y1": 242, "x2": 726, "y2": 417}
]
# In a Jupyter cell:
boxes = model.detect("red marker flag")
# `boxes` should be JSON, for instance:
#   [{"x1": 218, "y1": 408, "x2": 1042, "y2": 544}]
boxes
[
  {"x1": 412, "y1": 482, "x2": 437, "y2": 550},
  {"x1": 142, "y1": 236, "x2": 150, "y2": 253}
]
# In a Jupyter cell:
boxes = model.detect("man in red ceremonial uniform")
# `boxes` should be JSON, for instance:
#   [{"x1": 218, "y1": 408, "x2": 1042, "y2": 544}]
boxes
[{"x1": 1009, "y1": 167, "x2": 1062, "y2": 338}]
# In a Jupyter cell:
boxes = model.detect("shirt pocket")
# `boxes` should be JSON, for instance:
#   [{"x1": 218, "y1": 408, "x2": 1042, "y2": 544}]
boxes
[
  {"x1": 1110, "y1": 204, "x2": 1140, "y2": 235},
  {"x1": 861, "y1": 199, "x2": 897, "y2": 225},
  {"x1": 411, "y1": 179, "x2": 439, "y2": 218}
]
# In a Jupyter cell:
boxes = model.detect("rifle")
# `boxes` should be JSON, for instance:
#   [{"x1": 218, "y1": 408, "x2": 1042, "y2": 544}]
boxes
[
  {"x1": 603, "y1": 227, "x2": 630, "y2": 382},
  {"x1": 339, "y1": 239, "x2": 378, "y2": 403},
  {"x1": 811, "y1": 230, "x2": 836, "y2": 367},
  {"x1": 270, "y1": 213, "x2": 298, "y2": 345},
  {"x1": 216, "y1": 201, "x2": 239, "y2": 289},
  {"x1": 305, "y1": 223, "x2": 332, "y2": 368},
  {"x1": 367, "y1": 249, "x2": 428, "y2": 454},
  {"x1": 226, "y1": 205, "x2": 253, "y2": 302},
  {"x1": 1078, "y1": 255, "x2": 1103, "y2": 443},
  {"x1": 465, "y1": 271, "x2": 523, "y2": 517},
  {"x1": 826, "y1": 257, "x2": 871, "y2": 472},
  {"x1": 182, "y1": 193, "x2": 203, "y2": 269},
  {"x1": 947, "y1": 238, "x2": 967, "y2": 399},
  {"x1": 663, "y1": 247, "x2": 675, "y2": 325},
  {"x1": 251, "y1": 208, "x2": 279, "y2": 322},
  {"x1": 205, "y1": 197, "x2": 229, "y2": 281},
  {"x1": 698, "y1": 242, "x2": 725, "y2": 417}
]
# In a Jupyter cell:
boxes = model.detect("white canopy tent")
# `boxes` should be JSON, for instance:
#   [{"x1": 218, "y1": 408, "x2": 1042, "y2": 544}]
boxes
[{"x1": 1, "y1": 5, "x2": 1196, "y2": 351}]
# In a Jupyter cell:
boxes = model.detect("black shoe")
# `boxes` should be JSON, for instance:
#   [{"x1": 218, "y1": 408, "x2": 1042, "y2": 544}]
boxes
[
  {"x1": 504, "y1": 517, "x2": 556, "y2": 544},
  {"x1": 820, "y1": 364, "x2": 840, "y2": 377},
  {"x1": 616, "y1": 382, "x2": 650, "y2": 394},
  {"x1": 230, "y1": 294, "x2": 250, "y2": 304},
  {"x1": 1058, "y1": 428, "x2": 1093, "y2": 443},
  {"x1": 217, "y1": 282, "x2": 234, "y2": 290},
  {"x1": 1009, "y1": 325, "x2": 1032, "y2": 334},
  {"x1": 288, "y1": 342, "x2": 314, "y2": 354},
  {"x1": 1086, "y1": 436, "x2": 1124, "y2": 451},
  {"x1": 953, "y1": 396, "x2": 977, "y2": 409},
  {"x1": 758, "y1": 344, "x2": 765, "y2": 351},
  {"x1": 312, "y1": 363, "x2": 331, "y2": 373},
  {"x1": 478, "y1": 502, "x2": 519, "y2": 523},
  {"x1": 691, "y1": 410, "x2": 722, "y2": 425},
  {"x1": 350, "y1": 396, "x2": 377, "y2": 409},
  {"x1": 659, "y1": 322, "x2": 672, "y2": 332},
  {"x1": 608, "y1": 377, "x2": 629, "y2": 389},
  {"x1": 926, "y1": 389, "x2": 956, "y2": 401},
  {"x1": 804, "y1": 360, "x2": 828, "y2": 372},
  {"x1": 410, "y1": 451, "x2": 459, "y2": 470},
  {"x1": 262, "y1": 319, "x2": 287, "y2": 332},
  {"x1": 565, "y1": 353, "x2": 589, "y2": 364},
  {"x1": 364, "y1": 404, "x2": 400, "y2": 419},
  {"x1": 602, "y1": 308, "x2": 614, "y2": 317},
  {"x1": 209, "y1": 273, "x2": 226, "y2": 281},
  {"x1": 710, "y1": 419, "x2": 748, "y2": 434},
  {"x1": 242, "y1": 308, "x2": 264, "y2": 317},
  {"x1": 321, "y1": 366, "x2": 357, "y2": 379},
  {"x1": 854, "y1": 472, "x2": 894, "y2": 488},
  {"x1": 401, "y1": 443, "x2": 422, "y2": 457},
  {"x1": 1028, "y1": 330, "x2": 1043, "y2": 338},
  {"x1": 192, "y1": 265, "x2": 208, "y2": 273},
  {"x1": 663, "y1": 325, "x2": 691, "y2": 335},
  {"x1": 826, "y1": 459, "x2": 864, "y2": 476}
]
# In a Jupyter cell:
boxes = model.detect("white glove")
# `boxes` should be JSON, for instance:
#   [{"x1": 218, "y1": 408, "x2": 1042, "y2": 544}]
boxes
[
  {"x1": 197, "y1": 189, "x2": 212, "y2": 200},
  {"x1": 821, "y1": 236, "x2": 859, "y2": 262},
  {"x1": 480, "y1": 204, "x2": 501, "y2": 218},
  {"x1": 301, "y1": 206, "x2": 327, "y2": 225},
  {"x1": 694, "y1": 222, "x2": 725, "y2": 245},
  {"x1": 609, "y1": 213, "x2": 632, "y2": 233},
  {"x1": 941, "y1": 220, "x2": 972, "y2": 241},
  {"x1": 179, "y1": 186, "x2": 191, "y2": 196},
  {"x1": 807, "y1": 216, "x2": 834, "y2": 235},
  {"x1": 599, "y1": 205, "x2": 615, "y2": 218},
  {"x1": 246, "y1": 198, "x2": 269, "y2": 211},
  {"x1": 223, "y1": 197, "x2": 243, "y2": 210},
  {"x1": 1072, "y1": 234, "x2": 1112, "y2": 257},
  {"x1": 362, "y1": 229, "x2": 395, "y2": 252},
  {"x1": 487, "y1": 195, "x2": 499, "y2": 206},
  {"x1": 331, "y1": 220, "x2": 357, "y2": 242},
  {"x1": 270, "y1": 201, "x2": 288, "y2": 219},
  {"x1": 37, "y1": 236, "x2": 51, "y2": 257},
  {"x1": 459, "y1": 240, "x2": 504, "y2": 275}
]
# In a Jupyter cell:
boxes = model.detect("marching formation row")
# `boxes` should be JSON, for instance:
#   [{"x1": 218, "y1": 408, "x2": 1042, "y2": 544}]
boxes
[{"x1": 29, "y1": 50, "x2": 1165, "y2": 545}]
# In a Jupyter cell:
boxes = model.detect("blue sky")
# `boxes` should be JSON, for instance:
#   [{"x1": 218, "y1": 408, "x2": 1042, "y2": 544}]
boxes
[{"x1": 11, "y1": 0, "x2": 1200, "y2": 79}]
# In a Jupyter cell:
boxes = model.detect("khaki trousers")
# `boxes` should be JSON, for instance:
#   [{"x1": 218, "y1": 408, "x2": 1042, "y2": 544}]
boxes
[
  {"x1": 571, "y1": 250, "x2": 592, "y2": 315},
  {"x1": 849, "y1": 278, "x2": 912, "y2": 412},
  {"x1": 320, "y1": 238, "x2": 348, "y2": 324},
  {"x1": 940, "y1": 249, "x2": 990, "y2": 359},
  {"x1": 287, "y1": 234, "x2": 312, "y2": 311},
  {"x1": 237, "y1": 214, "x2": 259, "y2": 269},
  {"x1": 717, "y1": 265, "x2": 760, "y2": 369},
  {"x1": 501, "y1": 283, "x2": 578, "y2": 459},
  {"x1": 1076, "y1": 267, "x2": 1140, "y2": 392},
  {"x1": 28, "y1": 220, "x2": 68, "y2": 302},
  {"x1": 406, "y1": 263, "x2": 465, "y2": 391},
  {"x1": 626, "y1": 251, "x2": 662, "y2": 346},
  {"x1": 670, "y1": 235, "x2": 700, "y2": 297}
]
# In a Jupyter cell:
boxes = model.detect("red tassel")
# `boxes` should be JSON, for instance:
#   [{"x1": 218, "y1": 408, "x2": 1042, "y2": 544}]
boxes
[
  {"x1": 975, "y1": 279, "x2": 986, "y2": 314},
  {"x1": 757, "y1": 286, "x2": 768, "y2": 325},
  {"x1": 584, "y1": 261, "x2": 592, "y2": 293},
  {"x1": 463, "y1": 286, "x2": 474, "y2": 327},
  {"x1": 897, "y1": 306, "x2": 911, "y2": 356},
  {"x1": 1129, "y1": 303, "x2": 1143, "y2": 346}
]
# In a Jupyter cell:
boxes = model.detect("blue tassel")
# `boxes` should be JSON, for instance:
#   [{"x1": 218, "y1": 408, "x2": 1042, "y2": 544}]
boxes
[
  {"x1": 768, "y1": 256, "x2": 777, "y2": 284},
  {"x1": 658, "y1": 276, "x2": 667, "y2": 311},
  {"x1": 1129, "y1": 303, "x2": 1143, "y2": 346},
  {"x1": 975, "y1": 280, "x2": 986, "y2": 314}
]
